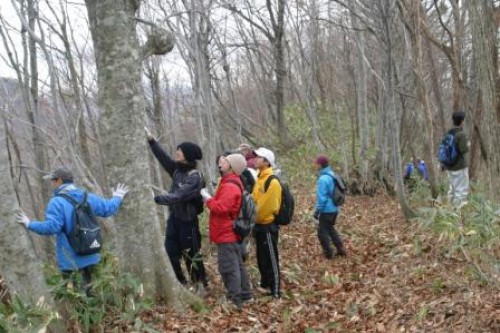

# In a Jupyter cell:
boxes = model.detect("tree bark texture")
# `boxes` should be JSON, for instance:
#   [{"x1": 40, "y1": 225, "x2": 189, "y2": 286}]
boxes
[
  {"x1": 0, "y1": 118, "x2": 52, "y2": 305},
  {"x1": 84, "y1": 0, "x2": 191, "y2": 307}
]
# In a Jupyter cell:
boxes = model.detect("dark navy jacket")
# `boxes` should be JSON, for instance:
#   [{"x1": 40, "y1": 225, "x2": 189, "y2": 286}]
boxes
[{"x1": 149, "y1": 139, "x2": 204, "y2": 221}]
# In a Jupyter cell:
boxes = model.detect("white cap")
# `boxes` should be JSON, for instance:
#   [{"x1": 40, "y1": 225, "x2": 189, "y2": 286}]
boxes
[{"x1": 253, "y1": 147, "x2": 276, "y2": 167}]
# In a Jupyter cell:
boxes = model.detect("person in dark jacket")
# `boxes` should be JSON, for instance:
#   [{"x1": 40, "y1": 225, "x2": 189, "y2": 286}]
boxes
[
  {"x1": 201, "y1": 154, "x2": 252, "y2": 308},
  {"x1": 145, "y1": 127, "x2": 208, "y2": 289},
  {"x1": 313, "y1": 155, "x2": 346, "y2": 259},
  {"x1": 443, "y1": 111, "x2": 470, "y2": 206},
  {"x1": 16, "y1": 167, "x2": 129, "y2": 295}
]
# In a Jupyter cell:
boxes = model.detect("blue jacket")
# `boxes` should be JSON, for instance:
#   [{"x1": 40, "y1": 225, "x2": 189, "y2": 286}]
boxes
[
  {"x1": 315, "y1": 166, "x2": 338, "y2": 214},
  {"x1": 28, "y1": 184, "x2": 123, "y2": 271}
]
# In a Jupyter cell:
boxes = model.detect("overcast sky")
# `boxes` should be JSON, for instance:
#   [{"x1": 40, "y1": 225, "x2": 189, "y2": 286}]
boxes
[{"x1": 0, "y1": 1, "x2": 191, "y2": 85}]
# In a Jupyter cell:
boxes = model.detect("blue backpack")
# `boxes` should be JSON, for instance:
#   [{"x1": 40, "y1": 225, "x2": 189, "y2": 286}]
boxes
[{"x1": 437, "y1": 131, "x2": 459, "y2": 166}]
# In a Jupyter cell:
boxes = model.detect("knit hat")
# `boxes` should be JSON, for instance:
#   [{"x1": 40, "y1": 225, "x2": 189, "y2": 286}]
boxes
[
  {"x1": 225, "y1": 154, "x2": 247, "y2": 175},
  {"x1": 43, "y1": 167, "x2": 74, "y2": 182},
  {"x1": 253, "y1": 147, "x2": 276, "y2": 167},
  {"x1": 177, "y1": 142, "x2": 203, "y2": 161},
  {"x1": 315, "y1": 155, "x2": 329, "y2": 167}
]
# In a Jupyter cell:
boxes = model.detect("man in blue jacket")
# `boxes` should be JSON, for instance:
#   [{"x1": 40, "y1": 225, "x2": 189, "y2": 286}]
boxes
[
  {"x1": 16, "y1": 167, "x2": 129, "y2": 295},
  {"x1": 313, "y1": 155, "x2": 346, "y2": 259}
]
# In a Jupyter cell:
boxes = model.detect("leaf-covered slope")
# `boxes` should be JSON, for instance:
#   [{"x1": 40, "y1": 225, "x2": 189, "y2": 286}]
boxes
[{"x1": 144, "y1": 194, "x2": 499, "y2": 332}]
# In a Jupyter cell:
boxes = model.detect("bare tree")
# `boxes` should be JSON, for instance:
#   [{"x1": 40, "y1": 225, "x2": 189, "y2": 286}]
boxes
[
  {"x1": 0, "y1": 114, "x2": 52, "y2": 305},
  {"x1": 84, "y1": 0, "x2": 196, "y2": 308},
  {"x1": 221, "y1": 0, "x2": 289, "y2": 143}
]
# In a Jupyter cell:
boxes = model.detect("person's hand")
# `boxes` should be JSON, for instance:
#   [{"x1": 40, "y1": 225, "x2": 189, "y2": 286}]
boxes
[
  {"x1": 200, "y1": 188, "x2": 212, "y2": 201},
  {"x1": 144, "y1": 126, "x2": 155, "y2": 141},
  {"x1": 112, "y1": 183, "x2": 130, "y2": 199},
  {"x1": 16, "y1": 211, "x2": 30, "y2": 227},
  {"x1": 313, "y1": 211, "x2": 320, "y2": 220}
]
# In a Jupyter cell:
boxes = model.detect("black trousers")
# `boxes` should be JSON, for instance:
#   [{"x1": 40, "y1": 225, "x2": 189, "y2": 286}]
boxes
[
  {"x1": 254, "y1": 224, "x2": 280, "y2": 297},
  {"x1": 165, "y1": 216, "x2": 208, "y2": 286},
  {"x1": 317, "y1": 212, "x2": 344, "y2": 257},
  {"x1": 62, "y1": 265, "x2": 94, "y2": 296}
]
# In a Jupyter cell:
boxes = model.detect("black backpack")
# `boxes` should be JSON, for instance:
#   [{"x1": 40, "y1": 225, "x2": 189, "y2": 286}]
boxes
[
  {"x1": 58, "y1": 192, "x2": 102, "y2": 255},
  {"x1": 264, "y1": 175, "x2": 295, "y2": 225},
  {"x1": 240, "y1": 169, "x2": 256, "y2": 194},
  {"x1": 175, "y1": 169, "x2": 205, "y2": 215},
  {"x1": 325, "y1": 173, "x2": 346, "y2": 206},
  {"x1": 227, "y1": 179, "x2": 257, "y2": 238}
]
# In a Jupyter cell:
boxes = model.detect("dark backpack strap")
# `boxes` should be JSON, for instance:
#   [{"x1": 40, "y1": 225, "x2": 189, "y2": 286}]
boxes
[
  {"x1": 322, "y1": 173, "x2": 336, "y2": 197},
  {"x1": 56, "y1": 192, "x2": 87, "y2": 234},
  {"x1": 264, "y1": 175, "x2": 279, "y2": 192}
]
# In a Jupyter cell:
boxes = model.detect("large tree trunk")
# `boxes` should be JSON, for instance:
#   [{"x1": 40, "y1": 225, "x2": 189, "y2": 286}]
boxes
[
  {"x1": 84, "y1": 0, "x2": 195, "y2": 308},
  {"x1": 0, "y1": 117, "x2": 52, "y2": 305},
  {"x1": 409, "y1": 0, "x2": 439, "y2": 198},
  {"x1": 380, "y1": 0, "x2": 414, "y2": 219},
  {"x1": 351, "y1": 2, "x2": 370, "y2": 188},
  {"x1": 469, "y1": 0, "x2": 500, "y2": 200}
]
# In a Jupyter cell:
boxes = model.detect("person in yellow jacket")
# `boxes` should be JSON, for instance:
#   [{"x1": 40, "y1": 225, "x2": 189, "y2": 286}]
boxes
[{"x1": 251, "y1": 147, "x2": 282, "y2": 299}]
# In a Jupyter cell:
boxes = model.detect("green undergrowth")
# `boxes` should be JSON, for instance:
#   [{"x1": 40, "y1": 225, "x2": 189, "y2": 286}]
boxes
[
  {"x1": 411, "y1": 188, "x2": 500, "y2": 287},
  {"x1": 0, "y1": 252, "x2": 156, "y2": 333}
]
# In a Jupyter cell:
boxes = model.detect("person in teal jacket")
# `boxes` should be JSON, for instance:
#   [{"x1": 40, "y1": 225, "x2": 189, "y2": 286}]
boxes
[
  {"x1": 313, "y1": 155, "x2": 346, "y2": 259},
  {"x1": 16, "y1": 167, "x2": 129, "y2": 295}
]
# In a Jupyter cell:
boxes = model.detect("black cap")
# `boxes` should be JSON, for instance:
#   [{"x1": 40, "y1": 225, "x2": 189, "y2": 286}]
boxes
[{"x1": 43, "y1": 167, "x2": 74, "y2": 182}]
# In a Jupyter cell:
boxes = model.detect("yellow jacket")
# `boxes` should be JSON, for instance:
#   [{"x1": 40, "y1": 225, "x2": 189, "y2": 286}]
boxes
[{"x1": 252, "y1": 167, "x2": 282, "y2": 225}]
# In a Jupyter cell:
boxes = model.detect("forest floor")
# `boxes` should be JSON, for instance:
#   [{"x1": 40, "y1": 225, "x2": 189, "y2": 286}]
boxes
[{"x1": 143, "y1": 194, "x2": 499, "y2": 332}]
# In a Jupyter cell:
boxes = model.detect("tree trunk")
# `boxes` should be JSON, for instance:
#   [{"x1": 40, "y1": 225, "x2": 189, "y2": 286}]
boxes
[
  {"x1": 409, "y1": 0, "x2": 438, "y2": 198},
  {"x1": 380, "y1": 0, "x2": 414, "y2": 219},
  {"x1": 84, "y1": 0, "x2": 196, "y2": 307},
  {"x1": 0, "y1": 116, "x2": 52, "y2": 305},
  {"x1": 469, "y1": 0, "x2": 500, "y2": 200},
  {"x1": 351, "y1": 3, "x2": 370, "y2": 187}
]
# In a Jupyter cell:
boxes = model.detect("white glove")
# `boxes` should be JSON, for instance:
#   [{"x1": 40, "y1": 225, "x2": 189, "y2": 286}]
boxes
[
  {"x1": 200, "y1": 188, "x2": 212, "y2": 201},
  {"x1": 16, "y1": 212, "x2": 30, "y2": 228},
  {"x1": 113, "y1": 183, "x2": 130, "y2": 199},
  {"x1": 144, "y1": 126, "x2": 155, "y2": 140}
]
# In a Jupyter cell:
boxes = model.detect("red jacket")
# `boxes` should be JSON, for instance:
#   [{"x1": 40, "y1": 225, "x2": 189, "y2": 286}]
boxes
[{"x1": 206, "y1": 173, "x2": 242, "y2": 243}]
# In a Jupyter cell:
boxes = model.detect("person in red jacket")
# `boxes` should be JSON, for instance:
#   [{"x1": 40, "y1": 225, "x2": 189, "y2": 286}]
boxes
[{"x1": 200, "y1": 153, "x2": 252, "y2": 308}]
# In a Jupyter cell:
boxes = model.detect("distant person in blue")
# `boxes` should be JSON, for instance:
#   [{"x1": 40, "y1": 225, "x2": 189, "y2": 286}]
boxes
[
  {"x1": 313, "y1": 155, "x2": 346, "y2": 259},
  {"x1": 404, "y1": 157, "x2": 429, "y2": 181}
]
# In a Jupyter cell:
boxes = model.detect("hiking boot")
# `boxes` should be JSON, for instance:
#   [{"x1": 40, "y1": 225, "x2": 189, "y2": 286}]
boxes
[
  {"x1": 267, "y1": 292, "x2": 281, "y2": 300},
  {"x1": 256, "y1": 286, "x2": 269, "y2": 295},
  {"x1": 336, "y1": 249, "x2": 347, "y2": 257},
  {"x1": 241, "y1": 297, "x2": 254, "y2": 304}
]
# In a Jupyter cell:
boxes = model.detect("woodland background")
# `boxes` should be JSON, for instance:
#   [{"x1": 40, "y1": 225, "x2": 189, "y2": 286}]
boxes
[{"x1": 0, "y1": 0, "x2": 499, "y2": 331}]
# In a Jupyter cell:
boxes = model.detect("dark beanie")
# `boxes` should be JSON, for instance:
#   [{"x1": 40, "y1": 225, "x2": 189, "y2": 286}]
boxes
[{"x1": 177, "y1": 142, "x2": 203, "y2": 161}]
